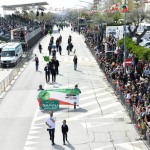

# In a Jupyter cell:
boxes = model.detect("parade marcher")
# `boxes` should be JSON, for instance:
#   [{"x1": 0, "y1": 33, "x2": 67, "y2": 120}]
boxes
[
  {"x1": 56, "y1": 38, "x2": 59, "y2": 52},
  {"x1": 50, "y1": 36, "x2": 54, "y2": 45},
  {"x1": 38, "y1": 43, "x2": 42, "y2": 53},
  {"x1": 59, "y1": 35, "x2": 62, "y2": 43},
  {"x1": 74, "y1": 84, "x2": 81, "y2": 108},
  {"x1": 70, "y1": 43, "x2": 73, "y2": 52},
  {"x1": 51, "y1": 63, "x2": 57, "y2": 83},
  {"x1": 54, "y1": 58, "x2": 59, "y2": 75},
  {"x1": 35, "y1": 55, "x2": 39, "y2": 71},
  {"x1": 61, "y1": 120, "x2": 69, "y2": 145},
  {"x1": 73, "y1": 55, "x2": 78, "y2": 70},
  {"x1": 58, "y1": 45, "x2": 62, "y2": 55},
  {"x1": 75, "y1": 84, "x2": 81, "y2": 94},
  {"x1": 52, "y1": 49, "x2": 56, "y2": 58},
  {"x1": 44, "y1": 63, "x2": 51, "y2": 83},
  {"x1": 46, "y1": 112, "x2": 56, "y2": 145},
  {"x1": 48, "y1": 44, "x2": 52, "y2": 56},
  {"x1": 68, "y1": 35, "x2": 72, "y2": 44},
  {"x1": 67, "y1": 43, "x2": 73, "y2": 55},
  {"x1": 38, "y1": 84, "x2": 44, "y2": 91}
]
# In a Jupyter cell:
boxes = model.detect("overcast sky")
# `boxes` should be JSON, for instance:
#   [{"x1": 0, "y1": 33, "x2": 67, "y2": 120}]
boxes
[{"x1": 0, "y1": 0, "x2": 93, "y2": 8}]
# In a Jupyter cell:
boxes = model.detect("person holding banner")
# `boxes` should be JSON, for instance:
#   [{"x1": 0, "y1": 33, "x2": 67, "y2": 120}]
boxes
[
  {"x1": 75, "y1": 84, "x2": 81, "y2": 94},
  {"x1": 46, "y1": 112, "x2": 56, "y2": 145}
]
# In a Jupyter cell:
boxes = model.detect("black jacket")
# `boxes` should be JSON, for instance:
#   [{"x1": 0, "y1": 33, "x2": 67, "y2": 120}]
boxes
[
  {"x1": 44, "y1": 66, "x2": 50, "y2": 74},
  {"x1": 61, "y1": 124, "x2": 69, "y2": 133},
  {"x1": 55, "y1": 60, "x2": 59, "y2": 67}
]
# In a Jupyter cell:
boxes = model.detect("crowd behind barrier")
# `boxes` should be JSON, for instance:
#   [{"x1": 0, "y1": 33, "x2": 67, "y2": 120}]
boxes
[
  {"x1": 85, "y1": 32, "x2": 150, "y2": 144},
  {"x1": 0, "y1": 14, "x2": 42, "y2": 41}
]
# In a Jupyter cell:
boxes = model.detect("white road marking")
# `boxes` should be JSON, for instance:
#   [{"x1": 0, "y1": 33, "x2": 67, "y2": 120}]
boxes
[
  {"x1": 31, "y1": 126, "x2": 42, "y2": 130},
  {"x1": 29, "y1": 130, "x2": 42, "y2": 134},
  {"x1": 25, "y1": 141, "x2": 38, "y2": 146},
  {"x1": 24, "y1": 147, "x2": 37, "y2": 150},
  {"x1": 80, "y1": 91, "x2": 110, "y2": 101},
  {"x1": 81, "y1": 122, "x2": 114, "y2": 128},
  {"x1": 92, "y1": 141, "x2": 143, "y2": 150},
  {"x1": 67, "y1": 102, "x2": 120, "y2": 121},
  {"x1": 27, "y1": 135, "x2": 39, "y2": 140},
  {"x1": 81, "y1": 123, "x2": 92, "y2": 128},
  {"x1": 118, "y1": 143, "x2": 142, "y2": 150}
]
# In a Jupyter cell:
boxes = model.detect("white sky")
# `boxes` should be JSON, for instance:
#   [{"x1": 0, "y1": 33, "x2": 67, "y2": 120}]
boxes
[{"x1": 0, "y1": 0, "x2": 93, "y2": 8}]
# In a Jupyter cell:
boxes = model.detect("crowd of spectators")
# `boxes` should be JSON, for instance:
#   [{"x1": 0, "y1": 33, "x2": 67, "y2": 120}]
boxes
[
  {"x1": 85, "y1": 32, "x2": 150, "y2": 143},
  {"x1": 0, "y1": 14, "x2": 41, "y2": 41}
]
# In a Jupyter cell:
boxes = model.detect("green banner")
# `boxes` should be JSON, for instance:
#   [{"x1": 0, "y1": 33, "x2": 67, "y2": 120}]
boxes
[
  {"x1": 37, "y1": 89, "x2": 81, "y2": 107},
  {"x1": 38, "y1": 89, "x2": 80, "y2": 100},
  {"x1": 41, "y1": 100, "x2": 59, "y2": 110}
]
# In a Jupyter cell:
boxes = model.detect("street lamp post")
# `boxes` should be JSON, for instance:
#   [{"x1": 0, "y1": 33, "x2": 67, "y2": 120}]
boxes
[{"x1": 123, "y1": 0, "x2": 127, "y2": 73}]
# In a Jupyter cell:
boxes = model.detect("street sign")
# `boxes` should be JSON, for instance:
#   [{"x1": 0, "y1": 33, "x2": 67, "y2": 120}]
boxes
[{"x1": 41, "y1": 100, "x2": 59, "y2": 111}]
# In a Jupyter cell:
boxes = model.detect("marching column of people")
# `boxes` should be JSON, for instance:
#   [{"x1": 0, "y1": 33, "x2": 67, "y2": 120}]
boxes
[
  {"x1": 36, "y1": 33, "x2": 78, "y2": 84},
  {"x1": 36, "y1": 26, "x2": 83, "y2": 146}
]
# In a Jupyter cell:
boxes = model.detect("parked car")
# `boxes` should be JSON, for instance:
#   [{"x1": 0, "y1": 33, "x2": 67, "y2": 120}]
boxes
[
  {"x1": 145, "y1": 45, "x2": 150, "y2": 49},
  {"x1": 139, "y1": 40, "x2": 150, "y2": 47}
]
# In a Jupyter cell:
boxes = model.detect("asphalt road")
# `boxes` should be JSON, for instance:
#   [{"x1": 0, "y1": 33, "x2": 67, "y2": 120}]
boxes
[{"x1": 0, "y1": 26, "x2": 149, "y2": 150}]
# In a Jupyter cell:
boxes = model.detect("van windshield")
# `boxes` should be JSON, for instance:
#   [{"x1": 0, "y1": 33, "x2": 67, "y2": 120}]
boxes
[{"x1": 1, "y1": 51, "x2": 15, "y2": 57}]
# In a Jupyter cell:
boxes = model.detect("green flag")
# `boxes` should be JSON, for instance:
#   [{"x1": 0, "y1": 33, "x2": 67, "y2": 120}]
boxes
[{"x1": 43, "y1": 56, "x2": 49, "y2": 62}]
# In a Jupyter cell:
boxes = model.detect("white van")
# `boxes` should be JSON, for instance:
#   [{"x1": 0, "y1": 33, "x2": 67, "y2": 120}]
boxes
[{"x1": 0, "y1": 42, "x2": 23, "y2": 67}]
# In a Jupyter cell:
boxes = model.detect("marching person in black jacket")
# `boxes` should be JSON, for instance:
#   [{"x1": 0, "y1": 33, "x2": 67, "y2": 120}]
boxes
[
  {"x1": 44, "y1": 63, "x2": 51, "y2": 83},
  {"x1": 54, "y1": 58, "x2": 59, "y2": 75},
  {"x1": 38, "y1": 43, "x2": 42, "y2": 53},
  {"x1": 61, "y1": 120, "x2": 69, "y2": 145},
  {"x1": 50, "y1": 58, "x2": 57, "y2": 83}
]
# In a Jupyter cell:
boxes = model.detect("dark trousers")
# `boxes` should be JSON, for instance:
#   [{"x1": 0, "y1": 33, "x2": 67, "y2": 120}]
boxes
[
  {"x1": 45, "y1": 73, "x2": 50, "y2": 82},
  {"x1": 48, "y1": 129, "x2": 55, "y2": 144},
  {"x1": 36, "y1": 64, "x2": 38, "y2": 71},
  {"x1": 49, "y1": 49, "x2": 51, "y2": 55},
  {"x1": 56, "y1": 67, "x2": 59, "y2": 74},
  {"x1": 59, "y1": 50, "x2": 61, "y2": 55},
  {"x1": 52, "y1": 74, "x2": 56, "y2": 82},
  {"x1": 74, "y1": 63, "x2": 77, "y2": 70},
  {"x1": 63, "y1": 132, "x2": 67, "y2": 144}
]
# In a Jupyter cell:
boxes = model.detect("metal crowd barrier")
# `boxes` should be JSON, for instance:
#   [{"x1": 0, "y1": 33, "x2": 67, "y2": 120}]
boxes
[{"x1": 0, "y1": 55, "x2": 28, "y2": 96}]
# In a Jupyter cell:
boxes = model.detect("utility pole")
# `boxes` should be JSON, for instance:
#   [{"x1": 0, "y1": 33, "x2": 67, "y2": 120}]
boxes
[{"x1": 123, "y1": 0, "x2": 127, "y2": 73}]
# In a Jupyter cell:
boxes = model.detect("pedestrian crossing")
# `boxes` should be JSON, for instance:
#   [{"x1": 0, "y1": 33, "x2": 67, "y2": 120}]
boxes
[{"x1": 23, "y1": 84, "x2": 143, "y2": 150}]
